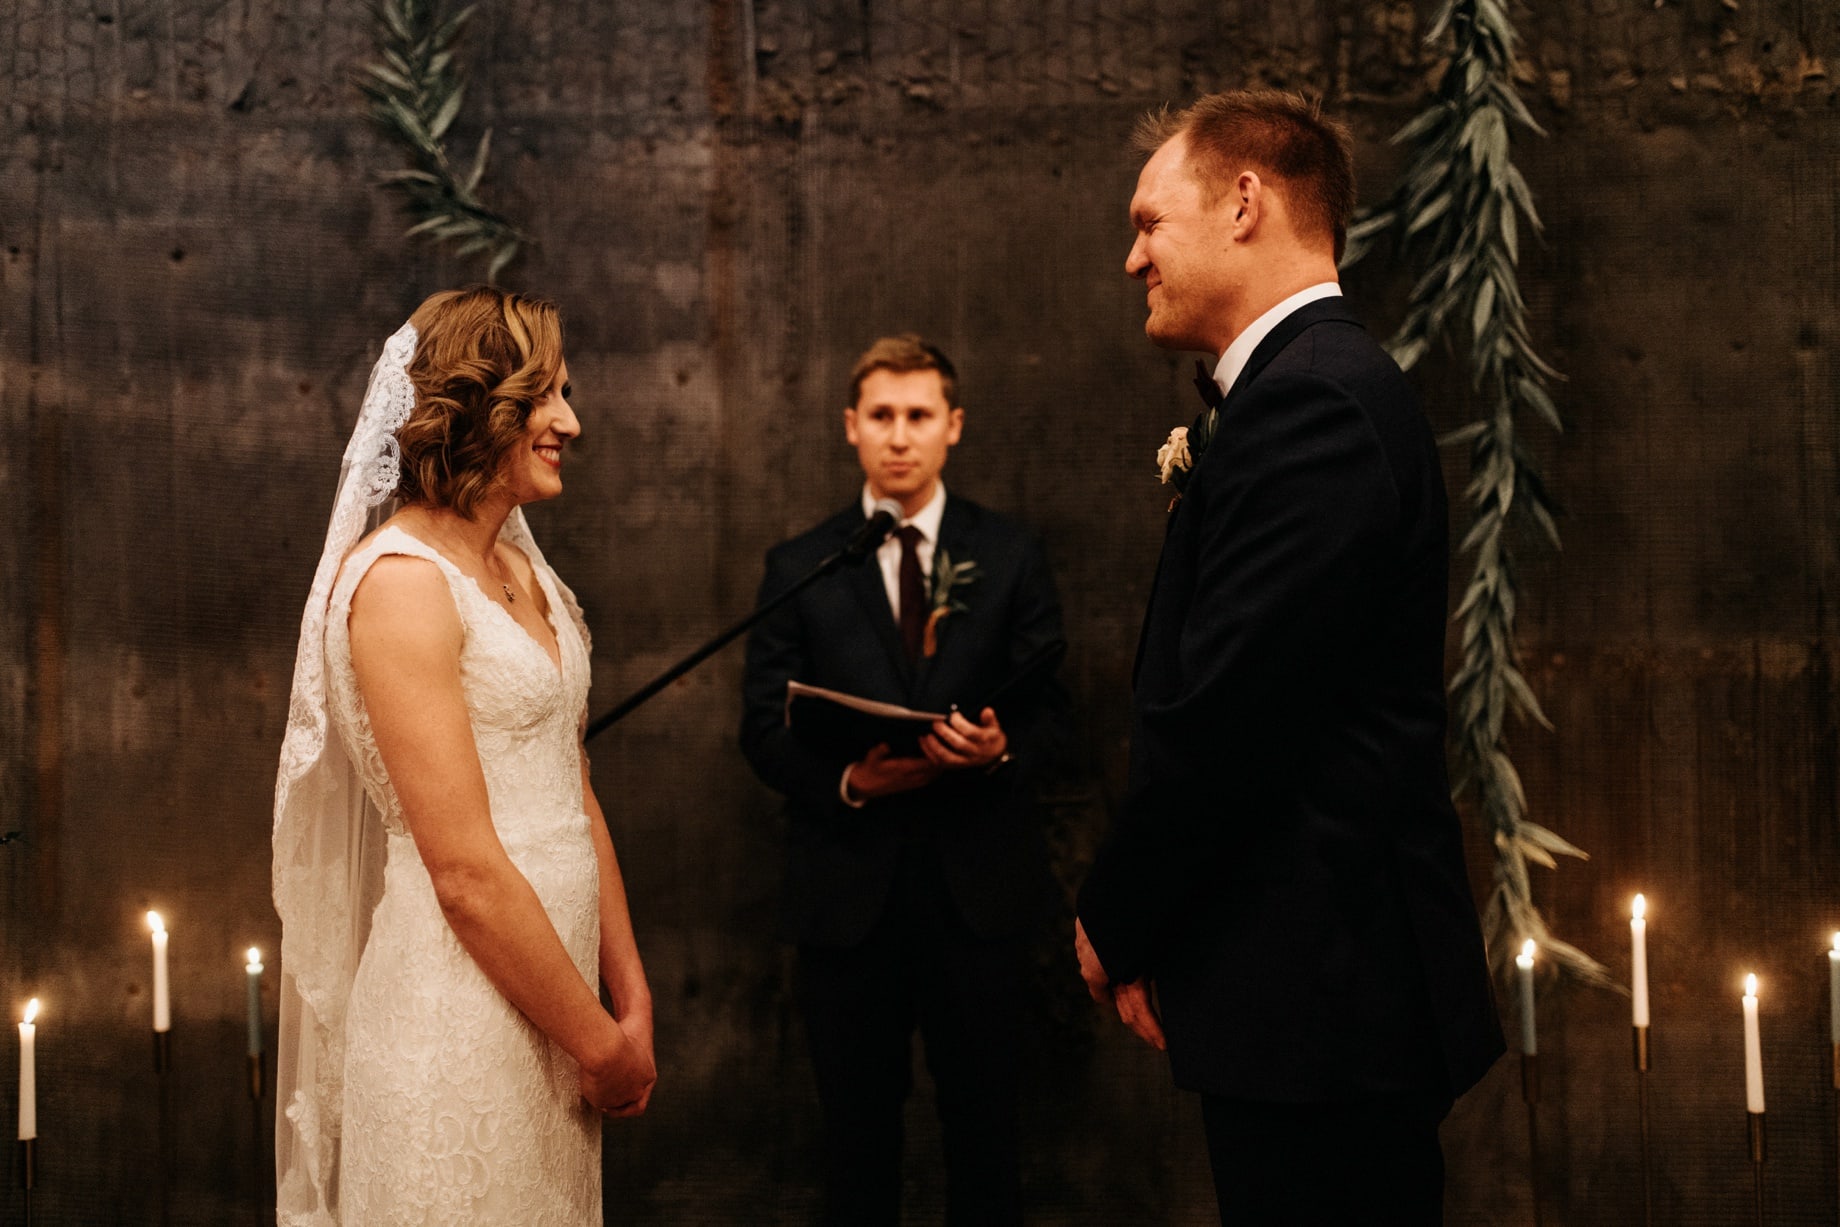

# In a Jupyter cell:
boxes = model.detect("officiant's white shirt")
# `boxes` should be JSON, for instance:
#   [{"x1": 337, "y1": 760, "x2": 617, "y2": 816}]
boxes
[
  {"x1": 861, "y1": 480, "x2": 946, "y2": 621},
  {"x1": 1211, "y1": 282, "x2": 1342, "y2": 400}
]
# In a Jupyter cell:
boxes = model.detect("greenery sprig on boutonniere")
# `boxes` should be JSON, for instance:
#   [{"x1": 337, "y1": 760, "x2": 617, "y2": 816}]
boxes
[{"x1": 922, "y1": 551, "x2": 979, "y2": 658}]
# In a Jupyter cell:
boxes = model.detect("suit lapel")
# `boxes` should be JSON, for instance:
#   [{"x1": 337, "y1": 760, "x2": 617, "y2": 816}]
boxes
[
  {"x1": 1131, "y1": 297, "x2": 1361, "y2": 688},
  {"x1": 911, "y1": 496, "x2": 977, "y2": 706},
  {"x1": 838, "y1": 509, "x2": 915, "y2": 691}
]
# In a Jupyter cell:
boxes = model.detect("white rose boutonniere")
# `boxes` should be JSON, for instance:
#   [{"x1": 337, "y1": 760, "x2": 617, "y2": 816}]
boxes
[{"x1": 1156, "y1": 426, "x2": 1192, "y2": 485}]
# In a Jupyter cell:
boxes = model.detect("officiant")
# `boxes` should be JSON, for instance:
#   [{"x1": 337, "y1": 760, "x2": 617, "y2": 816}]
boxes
[{"x1": 740, "y1": 334, "x2": 1070, "y2": 1226}]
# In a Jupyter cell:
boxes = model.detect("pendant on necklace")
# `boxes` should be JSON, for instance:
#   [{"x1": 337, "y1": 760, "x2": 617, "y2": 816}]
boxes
[{"x1": 501, "y1": 583, "x2": 516, "y2": 604}]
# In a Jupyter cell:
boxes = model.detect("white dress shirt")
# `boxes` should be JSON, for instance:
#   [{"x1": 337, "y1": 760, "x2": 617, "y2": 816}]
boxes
[
  {"x1": 1211, "y1": 282, "x2": 1343, "y2": 400},
  {"x1": 861, "y1": 480, "x2": 946, "y2": 622},
  {"x1": 840, "y1": 481, "x2": 948, "y2": 806}
]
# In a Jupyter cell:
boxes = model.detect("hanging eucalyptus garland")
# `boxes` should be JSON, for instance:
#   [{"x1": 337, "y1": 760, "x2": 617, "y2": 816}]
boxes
[
  {"x1": 361, "y1": 0, "x2": 526, "y2": 280},
  {"x1": 1342, "y1": 0, "x2": 1611, "y2": 985}
]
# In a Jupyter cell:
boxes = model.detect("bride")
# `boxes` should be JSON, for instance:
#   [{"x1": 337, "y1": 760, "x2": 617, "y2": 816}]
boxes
[{"x1": 272, "y1": 286, "x2": 653, "y2": 1225}]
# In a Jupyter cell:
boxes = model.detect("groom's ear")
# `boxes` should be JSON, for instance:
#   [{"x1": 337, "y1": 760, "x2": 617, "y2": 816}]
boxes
[
  {"x1": 843, "y1": 405, "x2": 860, "y2": 445},
  {"x1": 946, "y1": 406, "x2": 965, "y2": 446}
]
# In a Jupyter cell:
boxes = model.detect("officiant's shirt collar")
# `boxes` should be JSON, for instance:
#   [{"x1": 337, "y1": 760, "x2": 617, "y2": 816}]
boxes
[
  {"x1": 1212, "y1": 282, "x2": 1342, "y2": 401},
  {"x1": 862, "y1": 480, "x2": 946, "y2": 542}
]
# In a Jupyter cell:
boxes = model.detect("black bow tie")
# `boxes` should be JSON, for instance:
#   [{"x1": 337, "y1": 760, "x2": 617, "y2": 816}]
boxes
[{"x1": 1193, "y1": 359, "x2": 1225, "y2": 411}]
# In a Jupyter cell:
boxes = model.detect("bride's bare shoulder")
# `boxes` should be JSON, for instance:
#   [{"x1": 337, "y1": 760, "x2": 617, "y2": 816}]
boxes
[{"x1": 337, "y1": 514, "x2": 452, "y2": 622}]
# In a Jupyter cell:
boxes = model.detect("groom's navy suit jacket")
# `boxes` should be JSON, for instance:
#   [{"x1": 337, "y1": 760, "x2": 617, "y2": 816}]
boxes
[
  {"x1": 1078, "y1": 297, "x2": 1504, "y2": 1102},
  {"x1": 741, "y1": 494, "x2": 1069, "y2": 947}
]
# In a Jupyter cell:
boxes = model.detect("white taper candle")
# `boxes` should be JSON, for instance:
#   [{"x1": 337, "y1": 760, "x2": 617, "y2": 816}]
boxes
[
  {"x1": 148, "y1": 911, "x2": 170, "y2": 1033},
  {"x1": 1631, "y1": 894, "x2": 1649, "y2": 1027},
  {"x1": 246, "y1": 948, "x2": 264, "y2": 1057},
  {"x1": 1517, "y1": 940, "x2": 1537, "y2": 1055},
  {"x1": 1742, "y1": 973, "x2": 1764, "y2": 1113},
  {"x1": 17, "y1": 999, "x2": 38, "y2": 1141}
]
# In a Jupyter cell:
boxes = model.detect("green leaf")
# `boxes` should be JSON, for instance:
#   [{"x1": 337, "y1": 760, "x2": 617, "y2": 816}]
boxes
[
  {"x1": 429, "y1": 85, "x2": 464, "y2": 140},
  {"x1": 1407, "y1": 191, "x2": 1453, "y2": 236},
  {"x1": 1391, "y1": 103, "x2": 1453, "y2": 146},
  {"x1": 380, "y1": 0, "x2": 412, "y2": 44},
  {"x1": 485, "y1": 240, "x2": 519, "y2": 282},
  {"x1": 365, "y1": 62, "x2": 414, "y2": 91},
  {"x1": 1520, "y1": 820, "x2": 1589, "y2": 861},
  {"x1": 435, "y1": 4, "x2": 478, "y2": 49},
  {"x1": 1471, "y1": 275, "x2": 1496, "y2": 340},
  {"x1": 465, "y1": 128, "x2": 493, "y2": 193}
]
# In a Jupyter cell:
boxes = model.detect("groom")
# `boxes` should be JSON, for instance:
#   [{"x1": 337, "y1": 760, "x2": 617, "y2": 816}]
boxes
[
  {"x1": 741, "y1": 335, "x2": 1068, "y2": 1226},
  {"x1": 1074, "y1": 92, "x2": 1503, "y2": 1222}
]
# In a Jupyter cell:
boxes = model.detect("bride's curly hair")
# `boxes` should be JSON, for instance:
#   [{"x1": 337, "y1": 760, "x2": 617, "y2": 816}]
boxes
[{"x1": 396, "y1": 286, "x2": 564, "y2": 517}]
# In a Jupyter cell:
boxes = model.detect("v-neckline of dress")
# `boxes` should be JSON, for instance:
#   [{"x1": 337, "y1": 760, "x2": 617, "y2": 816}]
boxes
[{"x1": 380, "y1": 526, "x2": 565, "y2": 678}]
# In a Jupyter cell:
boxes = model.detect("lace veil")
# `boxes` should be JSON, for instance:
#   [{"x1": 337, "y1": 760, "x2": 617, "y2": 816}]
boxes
[{"x1": 271, "y1": 320, "x2": 418, "y2": 1226}]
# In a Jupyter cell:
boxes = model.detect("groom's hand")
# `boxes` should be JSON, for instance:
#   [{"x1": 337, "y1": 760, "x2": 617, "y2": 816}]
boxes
[
  {"x1": 1112, "y1": 980, "x2": 1167, "y2": 1051},
  {"x1": 1074, "y1": 917, "x2": 1111, "y2": 1002},
  {"x1": 1076, "y1": 918, "x2": 1167, "y2": 1051}
]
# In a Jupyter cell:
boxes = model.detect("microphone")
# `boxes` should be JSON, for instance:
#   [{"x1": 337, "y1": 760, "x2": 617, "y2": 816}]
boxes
[{"x1": 840, "y1": 498, "x2": 904, "y2": 564}]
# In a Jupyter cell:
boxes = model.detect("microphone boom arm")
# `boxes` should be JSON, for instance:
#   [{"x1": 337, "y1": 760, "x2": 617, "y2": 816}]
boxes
[{"x1": 583, "y1": 518, "x2": 891, "y2": 743}]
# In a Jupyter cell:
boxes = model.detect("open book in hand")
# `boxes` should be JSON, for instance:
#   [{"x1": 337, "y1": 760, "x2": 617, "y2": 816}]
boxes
[
  {"x1": 784, "y1": 682, "x2": 945, "y2": 760},
  {"x1": 783, "y1": 640, "x2": 1066, "y2": 761}
]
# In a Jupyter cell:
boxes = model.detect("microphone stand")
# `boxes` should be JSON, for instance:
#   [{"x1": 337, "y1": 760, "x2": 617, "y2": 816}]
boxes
[{"x1": 584, "y1": 518, "x2": 892, "y2": 742}]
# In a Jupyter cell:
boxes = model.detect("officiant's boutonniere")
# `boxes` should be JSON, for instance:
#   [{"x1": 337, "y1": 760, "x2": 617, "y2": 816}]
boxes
[
  {"x1": 923, "y1": 550, "x2": 979, "y2": 657},
  {"x1": 1158, "y1": 359, "x2": 1226, "y2": 511}
]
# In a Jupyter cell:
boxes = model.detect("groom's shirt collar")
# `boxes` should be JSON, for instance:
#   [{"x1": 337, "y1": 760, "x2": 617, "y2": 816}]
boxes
[{"x1": 1211, "y1": 281, "x2": 1343, "y2": 401}]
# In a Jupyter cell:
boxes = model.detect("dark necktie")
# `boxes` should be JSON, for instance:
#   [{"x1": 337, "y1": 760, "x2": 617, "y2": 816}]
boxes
[{"x1": 895, "y1": 524, "x2": 926, "y2": 662}]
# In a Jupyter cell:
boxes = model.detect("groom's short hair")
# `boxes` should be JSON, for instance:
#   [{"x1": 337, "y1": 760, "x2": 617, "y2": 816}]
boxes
[
  {"x1": 848, "y1": 334, "x2": 959, "y2": 407},
  {"x1": 1135, "y1": 90, "x2": 1356, "y2": 262}
]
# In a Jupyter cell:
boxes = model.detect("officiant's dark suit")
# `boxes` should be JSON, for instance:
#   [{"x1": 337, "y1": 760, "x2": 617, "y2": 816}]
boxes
[
  {"x1": 741, "y1": 336, "x2": 1068, "y2": 1227},
  {"x1": 1075, "y1": 93, "x2": 1503, "y2": 1223}
]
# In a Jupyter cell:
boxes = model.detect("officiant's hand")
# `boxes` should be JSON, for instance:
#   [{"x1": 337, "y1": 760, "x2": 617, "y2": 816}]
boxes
[
  {"x1": 921, "y1": 707, "x2": 1008, "y2": 769},
  {"x1": 846, "y1": 743, "x2": 943, "y2": 800}
]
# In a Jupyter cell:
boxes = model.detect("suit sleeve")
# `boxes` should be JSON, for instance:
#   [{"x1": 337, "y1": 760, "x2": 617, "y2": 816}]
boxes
[
  {"x1": 1077, "y1": 372, "x2": 1401, "y2": 984},
  {"x1": 738, "y1": 544, "x2": 855, "y2": 822}
]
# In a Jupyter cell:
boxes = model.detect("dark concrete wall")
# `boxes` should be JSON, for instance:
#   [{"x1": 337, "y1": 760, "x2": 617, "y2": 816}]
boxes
[{"x1": 3, "y1": 0, "x2": 1837, "y2": 1222}]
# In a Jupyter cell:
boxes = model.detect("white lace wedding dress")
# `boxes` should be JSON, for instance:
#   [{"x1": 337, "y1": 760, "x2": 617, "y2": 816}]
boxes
[{"x1": 323, "y1": 525, "x2": 602, "y2": 1225}]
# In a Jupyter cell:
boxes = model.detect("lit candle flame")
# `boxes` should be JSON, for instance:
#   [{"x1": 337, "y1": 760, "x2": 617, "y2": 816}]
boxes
[
  {"x1": 1522, "y1": 939, "x2": 1536, "y2": 959},
  {"x1": 22, "y1": 999, "x2": 39, "y2": 1025},
  {"x1": 1745, "y1": 973, "x2": 1759, "y2": 998},
  {"x1": 147, "y1": 911, "x2": 165, "y2": 934},
  {"x1": 1632, "y1": 893, "x2": 1646, "y2": 921},
  {"x1": 247, "y1": 948, "x2": 263, "y2": 972},
  {"x1": 1831, "y1": 932, "x2": 1839, "y2": 955}
]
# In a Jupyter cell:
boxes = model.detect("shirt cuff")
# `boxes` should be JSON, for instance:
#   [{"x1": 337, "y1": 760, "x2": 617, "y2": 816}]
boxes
[{"x1": 839, "y1": 763, "x2": 867, "y2": 809}]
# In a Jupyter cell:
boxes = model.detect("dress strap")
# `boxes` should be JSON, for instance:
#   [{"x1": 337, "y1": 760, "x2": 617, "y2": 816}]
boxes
[{"x1": 331, "y1": 525, "x2": 474, "y2": 623}]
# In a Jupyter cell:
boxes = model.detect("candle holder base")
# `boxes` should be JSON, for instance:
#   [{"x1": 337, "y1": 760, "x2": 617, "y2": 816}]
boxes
[
  {"x1": 152, "y1": 1029, "x2": 171, "y2": 1075},
  {"x1": 16, "y1": 1137, "x2": 34, "y2": 1190},
  {"x1": 247, "y1": 1053, "x2": 264, "y2": 1102},
  {"x1": 1634, "y1": 1024, "x2": 1650, "y2": 1073},
  {"x1": 1521, "y1": 1052, "x2": 1541, "y2": 1106}
]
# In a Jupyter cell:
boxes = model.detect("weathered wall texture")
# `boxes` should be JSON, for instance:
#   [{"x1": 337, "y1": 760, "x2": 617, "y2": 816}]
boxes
[{"x1": 3, "y1": 0, "x2": 1837, "y2": 1222}]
